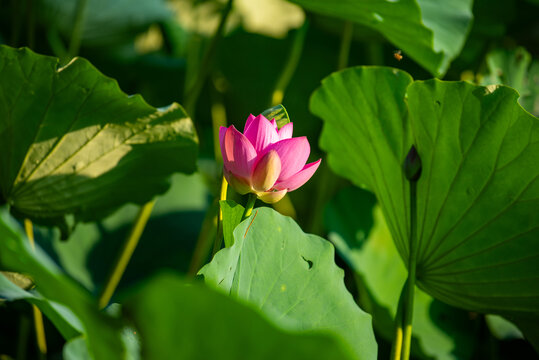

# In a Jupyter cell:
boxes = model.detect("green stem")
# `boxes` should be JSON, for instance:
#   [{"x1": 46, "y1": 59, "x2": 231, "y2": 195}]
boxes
[
  {"x1": 337, "y1": 21, "x2": 353, "y2": 70},
  {"x1": 66, "y1": 0, "x2": 88, "y2": 61},
  {"x1": 401, "y1": 181, "x2": 418, "y2": 360},
  {"x1": 271, "y1": 21, "x2": 309, "y2": 106},
  {"x1": 241, "y1": 193, "x2": 257, "y2": 221},
  {"x1": 184, "y1": 0, "x2": 234, "y2": 115},
  {"x1": 98, "y1": 200, "x2": 155, "y2": 309},
  {"x1": 23, "y1": 219, "x2": 47, "y2": 359},
  {"x1": 390, "y1": 280, "x2": 407, "y2": 360},
  {"x1": 211, "y1": 176, "x2": 229, "y2": 255}
]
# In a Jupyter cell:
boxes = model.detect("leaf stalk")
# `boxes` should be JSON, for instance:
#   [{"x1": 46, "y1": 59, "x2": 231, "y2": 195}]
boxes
[
  {"x1": 98, "y1": 200, "x2": 155, "y2": 309},
  {"x1": 24, "y1": 219, "x2": 47, "y2": 359}
]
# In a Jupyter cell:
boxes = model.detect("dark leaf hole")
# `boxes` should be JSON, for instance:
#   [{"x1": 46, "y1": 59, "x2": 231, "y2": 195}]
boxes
[
  {"x1": 435, "y1": 100, "x2": 441, "y2": 106},
  {"x1": 301, "y1": 256, "x2": 313, "y2": 269}
]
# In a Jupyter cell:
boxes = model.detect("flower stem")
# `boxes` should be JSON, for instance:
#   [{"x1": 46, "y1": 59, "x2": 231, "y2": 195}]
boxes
[
  {"x1": 211, "y1": 176, "x2": 229, "y2": 256},
  {"x1": 401, "y1": 180, "x2": 418, "y2": 360},
  {"x1": 98, "y1": 200, "x2": 155, "y2": 309},
  {"x1": 184, "y1": 0, "x2": 234, "y2": 115},
  {"x1": 241, "y1": 193, "x2": 257, "y2": 221},
  {"x1": 390, "y1": 280, "x2": 406, "y2": 360},
  {"x1": 23, "y1": 219, "x2": 47, "y2": 359}
]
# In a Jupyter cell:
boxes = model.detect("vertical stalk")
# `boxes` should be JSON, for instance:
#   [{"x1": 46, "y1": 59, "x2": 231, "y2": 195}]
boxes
[
  {"x1": 390, "y1": 280, "x2": 406, "y2": 360},
  {"x1": 401, "y1": 181, "x2": 418, "y2": 360},
  {"x1": 270, "y1": 21, "x2": 309, "y2": 106},
  {"x1": 397, "y1": 145, "x2": 421, "y2": 360},
  {"x1": 337, "y1": 21, "x2": 353, "y2": 70},
  {"x1": 23, "y1": 219, "x2": 47, "y2": 360},
  {"x1": 211, "y1": 176, "x2": 228, "y2": 256},
  {"x1": 241, "y1": 193, "x2": 257, "y2": 221},
  {"x1": 308, "y1": 21, "x2": 353, "y2": 234},
  {"x1": 184, "y1": 0, "x2": 234, "y2": 115},
  {"x1": 98, "y1": 200, "x2": 155, "y2": 309},
  {"x1": 189, "y1": 77, "x2": 230, "y2": 269},
  {"x1": 187, "y1": 200, "x2": 218, "y2": 276},
  {"x1": 66, "y1": 0, "x2": 88, "y2": 61}
]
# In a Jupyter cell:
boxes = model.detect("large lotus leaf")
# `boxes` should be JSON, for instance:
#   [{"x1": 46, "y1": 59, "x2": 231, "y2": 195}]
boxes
[
  {"x1": 39, "y1": 0, "x2": 172, "y2": 46},
  {"x1": 325, "y1": 187, "x2": 477, "y2": 360},
  {"x1": 0, "y1": 46, "x2": 198, "y2": 227},
  {"x1": 311, "y1": 66, "x2": 539, "y2": 345},
  {"x1": 124, "y1": 273, "x2": 356, "y2": 360},
  {"x1": 0, "y1": 208, "x2": 124, "y2": 360},
  {"x1": 200, "y1": 206, "x2": 377, "y2": 360},
  {"x1": 288, "y1": 0, "x2": 473, "y2": 76}
]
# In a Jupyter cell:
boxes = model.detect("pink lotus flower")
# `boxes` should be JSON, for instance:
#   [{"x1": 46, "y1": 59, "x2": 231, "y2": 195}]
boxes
[{"x1": 219, "y1": 114, "x2": 321, "y2": 203}]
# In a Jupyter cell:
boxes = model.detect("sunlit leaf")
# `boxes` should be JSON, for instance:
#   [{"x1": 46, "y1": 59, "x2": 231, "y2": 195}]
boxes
[
  {"x1": 311, "y1": 66, "x2": 539, "y2": 346},
  {"x1": 288, "y1": 0, "x2": 473, "y2": 76},
  {"x1": 201, "y1": 207, "x2": 377, "y2": 360},
  {"x1": 0, "y1": 46, "x2": 198, "y2": 228}
]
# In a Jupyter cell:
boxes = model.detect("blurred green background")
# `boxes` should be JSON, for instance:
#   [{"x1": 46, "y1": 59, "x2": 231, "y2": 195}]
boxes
[{"x1": 1, "y1": 0, "x2": 538, "y2": 358}]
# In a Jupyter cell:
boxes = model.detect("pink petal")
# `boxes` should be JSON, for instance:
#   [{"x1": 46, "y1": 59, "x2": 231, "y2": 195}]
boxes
[
  {"x1": 265, "y1": 137, "x2": 310, "y2": 181},
  {"x1": 257, "y1": 189, "x2": 287, "y2": 204},
  {"x1": 224, "y1": 168, "x2": 252, "y2": 195},
  {"x1": 222, "y1": 126, "x2": 257, "y2": 179},
  {"x1": 270, "y1": 119, "x2": 277, "y2": 129},
  {"x1": 251, "y1": 150, "x2": 281, "y2": 192},
  {"x1": 243, "y1": 114, "x2": 257, "y2": 133},
  {"x1": 274, "y1": 159, "x2": 321, "y2": 191},
  {"x1": 244, "y1": 114, "x2": 279, "y2": 152},
  {"x1": 278, "y1": 122, "x2": 293, "y2": 140}
]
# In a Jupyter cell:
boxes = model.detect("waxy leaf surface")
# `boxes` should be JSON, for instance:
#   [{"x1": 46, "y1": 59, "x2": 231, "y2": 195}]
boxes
[
  {"x1": 201, "y1": 207, "x2": 377, "y2": 360},
  {"x1": 0, "y1": 46, "x2": 198, "y2": 227},
  {"x1": 311, "y1": 66, "x2": 539, "y2": 345}
]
